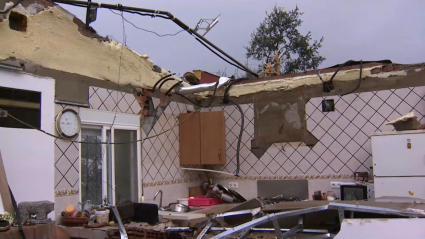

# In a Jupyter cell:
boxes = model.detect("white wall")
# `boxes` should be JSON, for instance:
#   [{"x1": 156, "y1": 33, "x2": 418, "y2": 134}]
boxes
[{"x1": 0, "y1": 70, "x2": 55, "y2": 219}]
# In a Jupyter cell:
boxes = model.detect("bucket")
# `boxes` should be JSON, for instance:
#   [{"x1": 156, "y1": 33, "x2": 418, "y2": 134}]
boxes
[
  {"x1": 95, "y1": 209, "x2": 110, "y2": 224},
  {"x1": 178, "y1": 198, "x2": 189, "y2": 206}
]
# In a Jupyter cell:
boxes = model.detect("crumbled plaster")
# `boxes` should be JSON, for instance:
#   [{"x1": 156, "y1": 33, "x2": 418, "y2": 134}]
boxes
[
  {"x1": 0, "y1": 6, "x2": 189, "y2": 91},
  {"x1": 369, "y1": 70, "x2": 407, "y2": 78},
  {"x1": 224, "y1": 66, "x2": 383, "y2": 97}
]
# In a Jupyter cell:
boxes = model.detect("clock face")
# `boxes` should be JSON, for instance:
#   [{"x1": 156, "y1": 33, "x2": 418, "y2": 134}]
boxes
[{"x1": 57, "y1": 110, "x2": 81, "y2": 138}]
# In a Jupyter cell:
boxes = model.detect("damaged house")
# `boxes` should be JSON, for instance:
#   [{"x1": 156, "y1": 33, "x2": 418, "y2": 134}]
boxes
[{"x1": 1, "y1": 0, "x2": 425, "y2": 239}]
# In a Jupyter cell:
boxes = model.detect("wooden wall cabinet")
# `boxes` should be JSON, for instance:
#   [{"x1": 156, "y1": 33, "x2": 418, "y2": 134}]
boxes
[{"x1": 179, "y1": 111, "x2": 226, "y2": 165}]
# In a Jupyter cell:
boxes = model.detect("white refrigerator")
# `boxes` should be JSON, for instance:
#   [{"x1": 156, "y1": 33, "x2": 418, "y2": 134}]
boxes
[{"x1": 372, "y1": 130, "x2": 425, "y2": 199}]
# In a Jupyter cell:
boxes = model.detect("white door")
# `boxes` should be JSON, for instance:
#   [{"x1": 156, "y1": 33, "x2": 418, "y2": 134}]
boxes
[
  {"x1": 372, "y1": 132, "x2": 425, "y2": 177},
  {"x1": 374, "y1": 177, "x2": 425, "y2": 199},
  {"x1": 79, "y1": 109, "x2": 142, "y2": 205}
]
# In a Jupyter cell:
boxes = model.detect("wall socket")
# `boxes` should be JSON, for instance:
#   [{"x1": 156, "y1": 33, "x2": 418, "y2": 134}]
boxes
[
  {"x1": 228, "y1": 182, "x2": 238, "y2": 189},
  {"x1": 330, "y1": 182, "x2": 356, "y2": 189}
]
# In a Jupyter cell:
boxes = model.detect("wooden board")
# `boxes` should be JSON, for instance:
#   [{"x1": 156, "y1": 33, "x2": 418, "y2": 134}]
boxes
[
  {"x1": 189, "y1": 186, "x2": 203, "y2": 197},
  {"x1": 0, "y1": 151, "x2": 14, "y2": 214}
]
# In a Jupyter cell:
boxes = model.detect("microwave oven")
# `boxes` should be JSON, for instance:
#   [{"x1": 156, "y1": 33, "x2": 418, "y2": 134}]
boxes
[{"x1": 340, "y1": 184, "x2": 374, "y2": 200}]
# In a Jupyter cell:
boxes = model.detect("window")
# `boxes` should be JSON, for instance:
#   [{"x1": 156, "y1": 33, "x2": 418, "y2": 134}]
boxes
[
  {"x1": 79, "y1": 109, "x2": 141, "y2": 205},
  {"x1": 0, "y1": 86, "x2": 41, "y2": 129}
]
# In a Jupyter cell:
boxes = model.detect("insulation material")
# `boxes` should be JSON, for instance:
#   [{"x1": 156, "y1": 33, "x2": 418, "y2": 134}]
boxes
[{"x1": 0, "y1": 5, "x2": 188, "y2": 91}]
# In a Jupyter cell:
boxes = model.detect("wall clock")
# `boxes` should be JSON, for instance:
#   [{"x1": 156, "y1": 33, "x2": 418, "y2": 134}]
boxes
[{"x1": 55, "y1": 109, "x2": 81, "y2": 139}]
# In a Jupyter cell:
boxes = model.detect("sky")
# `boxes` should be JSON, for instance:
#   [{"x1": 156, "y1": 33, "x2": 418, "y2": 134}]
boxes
[{"x1": 59, "y1": 0, "x2": 425, "y2": 77}]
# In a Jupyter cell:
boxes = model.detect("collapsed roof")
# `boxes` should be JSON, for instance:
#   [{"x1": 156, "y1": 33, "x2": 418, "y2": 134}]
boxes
[{"x1": 0, "y1": 0, "x2": 188, "y2": 105}]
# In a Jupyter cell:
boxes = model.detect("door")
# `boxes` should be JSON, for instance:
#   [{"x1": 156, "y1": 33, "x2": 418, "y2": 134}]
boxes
[
  {"x1": 179, "y1": 112, "x2": 201, "y2": 165},
  {"x1": 372, "y1": 132, "x2": 425, "y2": 177},
  {"x1": 200, "y1": 111, "x2": 226, "y2": 165},
  {"x1": 374, "y1": 177, "x2": 425, "y2": 199},
  {"x1": 80, "y1": 108, "x2": 141, "y2": 204},
  {"x1": 113, "y1": 129, "x2": 138, "y2": 203}
]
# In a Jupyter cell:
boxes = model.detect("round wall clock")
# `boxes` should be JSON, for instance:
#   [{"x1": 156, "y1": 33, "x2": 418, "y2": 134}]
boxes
[{"x1": 55, "y1": 109, "x2": 81, "y2": 139}]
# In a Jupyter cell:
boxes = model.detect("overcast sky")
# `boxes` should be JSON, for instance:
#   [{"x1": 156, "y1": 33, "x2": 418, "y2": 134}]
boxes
[{"x1": 59, "y1": 0, "x2": 425, "y2": 77}]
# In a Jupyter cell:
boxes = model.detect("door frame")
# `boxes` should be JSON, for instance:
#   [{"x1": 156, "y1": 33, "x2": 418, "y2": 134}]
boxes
[{"x1": 79, "y1": 108, "x2": 142, "y2": 204}]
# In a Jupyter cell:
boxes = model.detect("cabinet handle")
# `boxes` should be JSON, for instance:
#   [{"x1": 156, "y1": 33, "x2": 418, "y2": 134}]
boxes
[{"x1": 218, "y1": 150, "x2": 221, "y2": 161}]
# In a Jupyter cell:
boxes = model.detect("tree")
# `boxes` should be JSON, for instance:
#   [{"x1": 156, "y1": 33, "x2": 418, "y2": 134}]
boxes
[{"x1": 245, "y1": 6, "x2": 325, "y2": 75}]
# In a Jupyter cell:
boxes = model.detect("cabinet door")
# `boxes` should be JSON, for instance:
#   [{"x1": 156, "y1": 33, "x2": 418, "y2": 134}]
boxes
[
  {"x1": 200, "y1": 111, "x2": 226, "y2": 165},
  {"x1": 179, "y1": 112, "x2": 201, "y2": 165},
  {"x1": 372, "y1": 133, "x2": 425, "y2": 177}
]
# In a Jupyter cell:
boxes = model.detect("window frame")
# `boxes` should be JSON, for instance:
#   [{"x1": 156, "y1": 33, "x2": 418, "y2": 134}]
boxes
[{"x1": 79, "y1": 108, "x2": 142, "y2": 204}]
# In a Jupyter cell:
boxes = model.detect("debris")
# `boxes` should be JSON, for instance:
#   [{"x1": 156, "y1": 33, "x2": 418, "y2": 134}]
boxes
[{"x1": 386, "y1": 112, "x2": 421, "y2": 131}]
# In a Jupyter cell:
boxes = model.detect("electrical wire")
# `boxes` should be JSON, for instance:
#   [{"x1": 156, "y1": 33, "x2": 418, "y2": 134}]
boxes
[
  {"x1": 109, "y1": 9, "x2": 185, "y2": 37},
  {"x1": 0, "y1": 107, "x2": 198, "y2": 145},
  {"x1": 328, "y1": 60, "x2": 355, "y2": 84},
  {"x1": 158, "y1": 78, "x2": 177, "y2": 92},
  {"x1": 110, "y1": 10, "x2": 126, "y2": 126},
  {"x1": 195, "y1": 38, "x2": 246, "y2": 72},
  {"x1": 165, "y1": 81, "x2": 183, "y2": 95},
  {"x1": 341, "y1": 60, "x2": 363, "y2": 96},
  {"x1": 227, "y1": 99, "x2": 244, "y2": 177},
  {"x1": 152, "y1": 74, "x2": 173, "y2": 92},
  {"x1": 222, "y1": 77, "x2": 250, "y2": 104}
]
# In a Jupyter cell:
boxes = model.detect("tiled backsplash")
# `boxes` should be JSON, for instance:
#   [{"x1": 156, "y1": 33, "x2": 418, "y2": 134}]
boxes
[
  {"x1": 54, "y1": 104, "x2": 81, "y2": 191},
  {"x1": 215, "y1": 178, "x2": 355, "y2": 201},
  {"x1": 54, "y1": 85, "x2": 425, "y2": 201},
  {"x1": 207, "y1": 86, "x2": 425, "y2": 178},
  {"x1": 141, "y1": 99, "x2": 201, "y2": 184}
]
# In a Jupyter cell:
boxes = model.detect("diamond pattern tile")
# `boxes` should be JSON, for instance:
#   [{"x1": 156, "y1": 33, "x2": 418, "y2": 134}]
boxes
[
  {"x1": 207, "y1": 86, "x2": 425, "y2": 177},
  {"x1": 54, "y1": 104, "x2": 80, "y2": 189},
  {"x1": 77, "y1": 86, "x2": 425, "y2": 185}
]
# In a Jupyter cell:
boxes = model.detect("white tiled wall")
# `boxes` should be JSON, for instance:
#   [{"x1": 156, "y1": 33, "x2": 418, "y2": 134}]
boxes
[
  {"x1": 206, "y1": 87, "x2": 425, "y2": 178},
  {"x1": 141, "y1": 100, "x2": 200, "y2": 183},
  {"x1": 54, "y1": 85, "x2": 425, "y2": 211}
]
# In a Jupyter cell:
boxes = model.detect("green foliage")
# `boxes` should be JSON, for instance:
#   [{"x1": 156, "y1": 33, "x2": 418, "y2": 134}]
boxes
[{"x1": 245, "y1": 6, "x2": 325, "y2": 74}]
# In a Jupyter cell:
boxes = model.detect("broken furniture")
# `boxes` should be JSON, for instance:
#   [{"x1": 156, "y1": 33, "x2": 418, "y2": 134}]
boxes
[{"x1": 179, "y1": 111, "x2": 226, "y2": 165}]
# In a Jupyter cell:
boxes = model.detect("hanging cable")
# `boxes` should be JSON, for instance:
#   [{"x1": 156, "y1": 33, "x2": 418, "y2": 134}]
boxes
[
  {"x1": 328, "y1": 60, "x2": 355, "y2": 84},
  {"x1": 227, "y1": 99, "x2": 244, "y2": 177},
  {"x1": 51, "y1": 0, "x2": 259, "y2": 77},
  {"x1": 158, "y1": 78, "x2": 177, "y2": 92},
  {"x1": 109, "y1": 9, "x2": 184, "y2": 37},
  {"x1": 0, "y1": 107, "x2": 198, "y2": 145},
  {"x1": 152, "y1": 74, "x2": 173, "y2": 92},
  {"x1": 341, "y1": 60, "x2": 363, "y2": 96},
  {"x1": 195, "y1": 38, "x2": 246, "y2": 72},
  {"x1": 165, "y1": 81, "x2": 183, "y2": 95}
]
